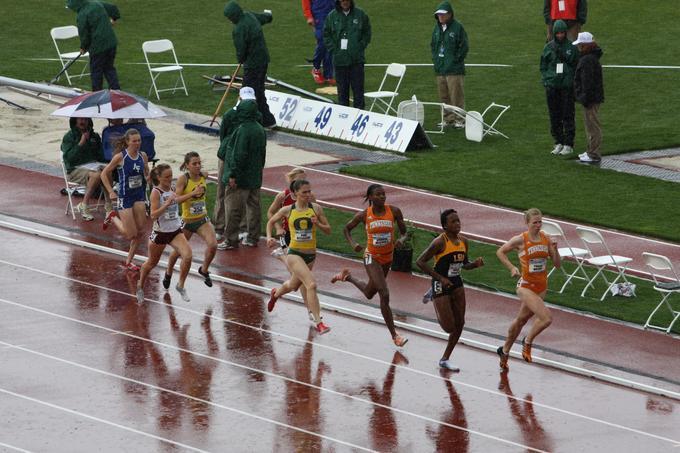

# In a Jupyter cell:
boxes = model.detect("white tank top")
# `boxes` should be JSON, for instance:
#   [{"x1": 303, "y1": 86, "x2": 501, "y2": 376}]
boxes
[{"x1": 152, "y1": 187, "x2": 181, "y2": 233}]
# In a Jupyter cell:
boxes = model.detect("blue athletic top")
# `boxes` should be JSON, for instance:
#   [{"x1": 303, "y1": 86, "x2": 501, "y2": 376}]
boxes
[{"x1": 117, "y1": 150, "x2": 145, "y2": 201}]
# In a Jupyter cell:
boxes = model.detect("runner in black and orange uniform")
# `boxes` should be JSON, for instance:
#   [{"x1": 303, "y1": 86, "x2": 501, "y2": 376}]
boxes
[
  {"x1": 331, "y1": 184, "x2": 409, "y2": 347},
  {"x1": 496, "y1": 208, "x2": 560, "y2": 370},
  {"x1": 417, "y1": 209, "x2": 484, "y2": 371}
]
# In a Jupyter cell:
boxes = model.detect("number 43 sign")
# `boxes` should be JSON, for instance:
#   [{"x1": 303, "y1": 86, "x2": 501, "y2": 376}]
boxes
[{"x1": 265, "y1": 90, "x2": 430, "y2": 153}]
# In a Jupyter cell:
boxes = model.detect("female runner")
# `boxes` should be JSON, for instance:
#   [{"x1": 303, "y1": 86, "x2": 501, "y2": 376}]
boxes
[
  {"x1": 100, "y1": 129, "x2": 149, "y2": 271},
  {"x1": 496, "y1": 208, "x2": 560, "y2": 370},
  {"x1": 266, "y1": 179, "x2": 332, "y2": 334},
  {"x1": 136, "y1": 164, "x2": 195, "y2": 304},
  {"x1": 331, "y1": 184, "x2": 409, "y2": 347},
  {"x1": 416, "y1": 209, "x2": 484, "y2": 371},
  {"x1": 164, "y1": 152, "x2": 217, "y2": 288}
]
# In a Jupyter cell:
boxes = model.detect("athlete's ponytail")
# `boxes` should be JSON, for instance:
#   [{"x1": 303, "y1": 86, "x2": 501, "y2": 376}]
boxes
[
  {"x1": 150, "y1": 163, "x2": 171, "y2": 186},
  {"x1": 364, "y1": 184, "x2": 383, "y2": 205}
]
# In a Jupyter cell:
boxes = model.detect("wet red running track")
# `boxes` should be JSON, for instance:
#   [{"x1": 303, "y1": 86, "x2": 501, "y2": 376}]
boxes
[{"x1": 1, "y1": 163, "x2": 679, "y2": 451}]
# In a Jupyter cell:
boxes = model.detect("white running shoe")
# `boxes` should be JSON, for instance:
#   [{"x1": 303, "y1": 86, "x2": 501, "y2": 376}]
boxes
[
  {"x1": 551, "y1": 144, "x2": 563, "y2": 155},
  {"x1": 175, "y1": 284, "x2": 191, "y2": 302},
  {"x1": 136, "y1": 287, "x2": 144, "y2": 305},
  {"x1": 439, "y1": 359, "x2": 460, "y2": 372},
  {"x1": 77, "y1": 202, "x2": 94, "y2": 221},
  {"x1": 559, "y1": 145, "x2": 574, "y2": 155}
]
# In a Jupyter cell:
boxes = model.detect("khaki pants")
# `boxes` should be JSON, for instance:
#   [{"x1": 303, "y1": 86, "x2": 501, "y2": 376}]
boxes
[
  {"x1": 436, "y1": 75, "x2": 465, "y2": 124},
  {"x1": 583, "y1": 103, "x2": 602, "y2": 159},
  {"x1": 224, "y1": 186, "x2": 261, "y2": 246},
  {"x1": 213, "y1": 158, "x2": 226, "y2": 235}
]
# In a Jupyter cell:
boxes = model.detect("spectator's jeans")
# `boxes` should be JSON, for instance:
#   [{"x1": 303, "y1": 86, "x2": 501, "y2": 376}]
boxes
[
  {"x1": 90, "y1": 47, "x2": 120, "y2": 91},
  {"x1": 335, "y1": 64, "x2": 365, "y2": 110},
  {"x1": 213, "y1": 159, "x2": 226, "y2": 235},
  {"x1": 583, "y1": 103, "x2": 602, "y2": 159},
  {"x1": 436, "y1": 75, "x2": 465, "y2": 124},
  {"x1": 243, "y1": 65, "x2": 276, "y2": 127},
  {"x1": 313, "y1": 24, "x2": 333, "y2": 80},
  {"x1": 545, "y1": 86, "x2": 575, "y2": 147},
  {"x1": 224, "y1": 186, "x2": 261, "y2": 246}
]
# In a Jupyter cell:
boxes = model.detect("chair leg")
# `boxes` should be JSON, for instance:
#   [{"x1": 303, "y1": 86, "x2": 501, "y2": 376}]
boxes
[
  {"x1": 65, "y1": 188, "x2": 76, "y2": 220},
  {"x1": 180, "y1": 71, "x2": 188, "y2": 96},
  {"x1": 581, "y1": 266, "x2": 604, "y2": 297}
]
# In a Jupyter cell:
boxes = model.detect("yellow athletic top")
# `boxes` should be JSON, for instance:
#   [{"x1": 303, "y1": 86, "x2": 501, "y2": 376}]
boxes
[
  {"x1": 180, "y1": 174, "x2": 207, "y2": 222},
  {"x1": 287, "y1": 203, "x2": 317, "y2": 251}
]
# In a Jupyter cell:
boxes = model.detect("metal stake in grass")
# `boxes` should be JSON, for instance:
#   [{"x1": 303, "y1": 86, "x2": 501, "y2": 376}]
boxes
[{"x1": 209, "y1": 63, "x2": 241, "y2": 127}]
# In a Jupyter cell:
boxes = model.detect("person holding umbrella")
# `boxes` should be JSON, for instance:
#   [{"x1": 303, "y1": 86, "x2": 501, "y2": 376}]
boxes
[
  {"x1": 66, "y1": 0, "x2": 121, "y2": 91},
  {"x1": 100, "y1": 128, "x2": 150, "y2": 272}
]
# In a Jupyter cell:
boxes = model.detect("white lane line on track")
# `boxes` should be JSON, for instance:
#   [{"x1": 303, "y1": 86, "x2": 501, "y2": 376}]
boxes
[
  {"x1": 0, "y1": 223, "x2": 676, "y2": 402},
  {"x1": 0, "y1": 298, "x2": 541, "y2": 453},
  {"x1": 0, "y1": 442, "x2": 32, "y2": 453},
  {"x1": 0, "y1": 387, "x2": 210, "y2": 453},
  {"x1": 296, "y1": 166, "x2": 680, "y2": 250},
  {"x1": 1, "y1": 260, "x2": 679, "y2": 447},
  {"x1": 0, "y1": 340, "x2": 377, "y2": 453}
]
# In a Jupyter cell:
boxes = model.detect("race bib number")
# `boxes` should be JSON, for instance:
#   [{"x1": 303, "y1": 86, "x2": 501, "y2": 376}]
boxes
[
  {"x1": 165, "y1": 206, "x2": 178, "y2": 221},
  {"x1": 558, "y1": 0, "x2": 566, "y2": 11},
  {"x1": 189, "y1": 200, "x2": 206, "y2": 216},
  {"x1": 295, "y1": 229, "x2": 312, "y2": 242},
  {"x1": 372, "y1": 232, "x2": 392, "y2": 247},
  {"x1": 447, "y1": 262, "x2": 463, "y2": 277},
  {"x1": 433, "y1": 280, "x2": 443, "y2": 296},
  {"x1": 128, "y1": 175, "x2": 143, "y2": 189},
  {"x1": 529, "y1": 258, "x2": 547, "y2": 273}
]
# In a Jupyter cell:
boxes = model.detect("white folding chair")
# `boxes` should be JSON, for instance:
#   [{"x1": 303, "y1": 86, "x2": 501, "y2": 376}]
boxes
[
  {"x1": 142, "y1": 39, "x2": 188, "y2": 100},
  {"x1": 365, "y1": 63, "x2": 406, "y2": 114},
  {"x1": 50, "y1": 26, "x2": 90, "y2": 86},
  {"x1": 642, "y1": 253, "x2": 680, "y2": 333},
  {"x1": 397, "y1": 97, "x2": 449, "y2": 134},
  {"x1": 541, "y1": 220, "x2": 590, "y2": 293},
  {"x1": 464, "y1": 103, "x2": 510, "y2": 142},
  {"x1": 60, "y1": 152, "x2": 79, "y2": 220},
  {"x1": 575, "y1": 226, "x2": 633, "y2": 301}
]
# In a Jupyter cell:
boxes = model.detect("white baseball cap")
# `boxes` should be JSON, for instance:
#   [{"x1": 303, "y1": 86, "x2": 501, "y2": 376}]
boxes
[
  {"x1": 239, "y1": 86, "x2": 256, "y2": 100},
  {"x1": 572, "y1": 31, "x2": 594, "y2": 45},
  {"x1": 435, "y1": 9, "x2": 448, "y2": 15}
]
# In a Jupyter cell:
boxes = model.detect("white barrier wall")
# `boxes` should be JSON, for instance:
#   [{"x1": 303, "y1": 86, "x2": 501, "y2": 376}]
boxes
[{"x1": 266, "y1": 90, "x2": 426, "y2": 153}]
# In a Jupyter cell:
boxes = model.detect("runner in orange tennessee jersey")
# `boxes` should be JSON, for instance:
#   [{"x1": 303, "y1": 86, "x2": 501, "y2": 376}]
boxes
[
  {"x1": 331, "y1": 184, "x2": 409, "y2": 347},
  {"x1": 495, "y1": 208, "x2": 561, "y2": 370}
]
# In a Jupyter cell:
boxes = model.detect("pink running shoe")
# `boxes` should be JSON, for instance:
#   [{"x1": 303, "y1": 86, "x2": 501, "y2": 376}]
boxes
[
  {"x1": 103, "y1": 209, "x2": 118, "y2": 231},
  {"x1": 267, "y1": 287, "x2": 279, "y2": 312},
  {"x1": 315, "y1": 321, "x2": 331, "y2": 335}
]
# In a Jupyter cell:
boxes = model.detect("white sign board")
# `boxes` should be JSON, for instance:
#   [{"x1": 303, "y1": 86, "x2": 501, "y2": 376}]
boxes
[{"x1": 265, "y1": 89, "x2": 426, "y2": 153}]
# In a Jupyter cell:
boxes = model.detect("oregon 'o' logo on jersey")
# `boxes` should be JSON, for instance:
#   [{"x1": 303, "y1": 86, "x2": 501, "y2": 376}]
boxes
[{"x1": 293, "y1": 217, "x2": 312, "y2": 232}]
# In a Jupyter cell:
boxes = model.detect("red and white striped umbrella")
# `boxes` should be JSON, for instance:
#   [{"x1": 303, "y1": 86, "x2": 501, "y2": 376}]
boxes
[{"x1": 51, "y1": 89, "x2": 166, "y2": 119}]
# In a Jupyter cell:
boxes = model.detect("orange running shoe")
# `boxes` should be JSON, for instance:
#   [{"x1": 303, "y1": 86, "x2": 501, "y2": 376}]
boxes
[
  {"x1": 315, "y1": 321, "x2": 331, "y2": 335},
  {"x1": 521, "y1": 337, "x2": 533, "y2": 363},
  {"x1": 497, "y1": 346, "x2": 509, "y2": 371},
  {"x1": 393, "y1": 334, "x2": 408, "y2": 347},
  {"x1": 267, "y1": 287, "x2": 279, "y2": 312},
  {"x1": 331, "y1": 268, "x2": 351, "y2": 284},
  {"x1": 311, "y1": 68, "x2": 324, "y2": 85}
]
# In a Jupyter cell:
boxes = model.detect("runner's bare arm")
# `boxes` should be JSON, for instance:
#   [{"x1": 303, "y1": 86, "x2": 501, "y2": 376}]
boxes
[
  {"x1": 343, "y1": 209, "x2": 366, "y2": 252},
  {"x1": 496, "y1": 234, "x2": 524, "y2": 277},
  {"x1": 416, "y1": 236, "x2": 452, "y2": 287},
  {"x1": 266, "y1": 205, "x2": 293, "y2": 245},
  {"x1": 548, "y1": 236, "x2": 561, "y2": 268},
  {"x1": 462, "y1": 237, "x2": 484, "y2": 270},
  {"x1": 392, "y1": 206, "x2": 408, "y2": 247},
  {"x1": 100, "y1": 153, "x2": 123, "y2": 199},
  {"x1": 267, "y1": 191, "x2": 286, "y2": 235},
  {"x1": 313, "y1": 204, "x2": 331, "y2": 235}
]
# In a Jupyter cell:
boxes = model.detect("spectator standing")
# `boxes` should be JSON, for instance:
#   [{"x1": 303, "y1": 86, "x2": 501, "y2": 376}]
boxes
[
  {"x1": 224, "y1": 1, "x2": 277, "y2": 128},
  {"x1": 302, "y1": 0, "x2": 336, "y2": 85},
  {"x1": 214, "y1": 87, "x2": 260, "y2": 248},
  {"x1": 221, "y1": 99, "x2": 267, "y2": 249},
  {"x1": 66, "y1": 0, "x2": 121, "y2": 91},
  {"x1": 573, "y1": 32, "x2": 604, "y2": 164},
  {"x1": 543, "y1": 0, "x2": 587, "y2": 42},
  {"x1": 61, "y1": 117, "x2": 109, "y2": 220},
  {"x1": 540, "y1": 20, "x2": 578, "y2": 156},
  {"x1": 431, "y1": 1, "x2": 469, "y2": 128},
  {"x1": 323, "y1": 0, "x2": 371, "y2": 109}
]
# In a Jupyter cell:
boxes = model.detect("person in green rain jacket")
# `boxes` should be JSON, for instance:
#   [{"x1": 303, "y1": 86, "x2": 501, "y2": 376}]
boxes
[
  {"x1": 221, "y1": 100, "x2": 267, "y2": 249},
  {"x1": 323, "y1": 0, "x2": 371, "y2": 109},
  {"x1": 66, "y1": 0, "x2": 121, "y2": 91},
  {"x1": 540, "y1": 19, "x2": 579, "y2": 156},
  {"x1": 431, "y1": 1, "x2": 469, "y2": 127}
]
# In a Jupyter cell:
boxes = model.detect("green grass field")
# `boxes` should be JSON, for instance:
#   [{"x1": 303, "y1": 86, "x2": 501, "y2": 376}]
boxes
[{"x1": 3, "y1": 1, "x2": 679, "y2": 331}]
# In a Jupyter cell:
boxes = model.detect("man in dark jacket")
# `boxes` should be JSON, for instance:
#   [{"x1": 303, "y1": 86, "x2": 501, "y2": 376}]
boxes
[
  {"x1": 431, "y1": 1, "x2": 469, "y2": 128},
  {"x1": 540, "y1": 19, "x2": 578, "y2": 156},
  {"x1": 544, "y1": 0, "x2": 587, "y2": 42},
  {"x1": 224, "y1": 1, "x2": 276, "y2": 128},
  {"x1": 67, "y1": 0, "x2": 121, "y2": 91},
  {"x1": 221, "y1": 100, "x2": 267, "y2": 249},
  {"x1": 323, "y1": 0, "x2": 371, "y2": 109},
  {"x1": 61, "y1": 117, "x2": 108, "y2": 220},
  {"x1": 573, "y1": 32, "x2": 604, "y2": 163},
  {"x1": 302, "y1": 0, "x2": 336, "y2": 84}
]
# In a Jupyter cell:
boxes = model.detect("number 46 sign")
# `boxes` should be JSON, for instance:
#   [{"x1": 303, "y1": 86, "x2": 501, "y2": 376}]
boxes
[{"x1": 265, "y1": 90, "x2": 428, "y2": 153}]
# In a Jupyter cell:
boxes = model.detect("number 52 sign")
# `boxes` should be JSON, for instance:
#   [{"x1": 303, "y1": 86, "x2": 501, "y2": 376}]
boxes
[{"x1": 265, "y1": 90, "x2": 423, "y2": 153}]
